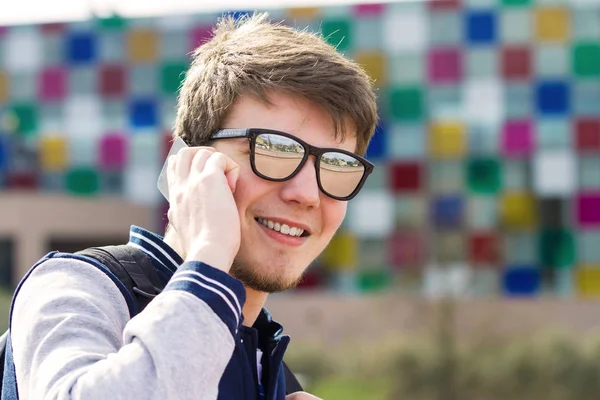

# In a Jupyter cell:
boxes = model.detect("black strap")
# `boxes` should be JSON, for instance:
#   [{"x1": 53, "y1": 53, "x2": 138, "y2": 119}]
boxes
[{"x1": 283, "y1": 360, "x2": 303, "y2": 394}]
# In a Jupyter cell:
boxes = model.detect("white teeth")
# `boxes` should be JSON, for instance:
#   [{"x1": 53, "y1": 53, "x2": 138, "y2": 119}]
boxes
[{"x1": 257, "y1": 218, "x2": 305, "y2": 237}]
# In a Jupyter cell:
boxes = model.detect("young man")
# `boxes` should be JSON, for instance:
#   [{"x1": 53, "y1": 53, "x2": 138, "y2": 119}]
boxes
[{"x1": 8, "y1": 13, "x2": 378, "y2": 400}]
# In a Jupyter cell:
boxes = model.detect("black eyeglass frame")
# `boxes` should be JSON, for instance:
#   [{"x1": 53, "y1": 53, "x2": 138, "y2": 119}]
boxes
[{"x1": 210, "y1": 128, "x2": 374, "y2": 201}]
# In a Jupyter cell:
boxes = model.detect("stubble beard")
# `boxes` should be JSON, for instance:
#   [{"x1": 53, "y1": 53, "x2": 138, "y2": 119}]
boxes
[{"x1": 229, "y1": 256, "x2": 306, "y2": 293}]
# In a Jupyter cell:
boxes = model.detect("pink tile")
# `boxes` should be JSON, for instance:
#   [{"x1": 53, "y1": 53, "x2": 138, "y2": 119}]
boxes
[
  {"x1": 502, "y1": 120, "x2": 535, "y2": 157},
  {"x1": 99, "y1": 134, "x2": 128, "y2": 170},
  {"x1": 39, "y1": 67, "x2": 67, "y2": 101},
  {"x1": 189, "y1": 25, "x2": 213, "y2": 52},
  {"x1": 388, "y1": 232, "x2": 425, "y2": 268},
  {"x1": 428, "y1": 48, "x2": 462, "y2": 84},
  {"x1": 0, "y1": 27, "x2": 7, "y2": 36},
  {"x1": 354, "y1": 3, "x2": 386, "y2": 16},
  {"x1": 576, "y1": 192, "x2": 600, "y2": 227}
]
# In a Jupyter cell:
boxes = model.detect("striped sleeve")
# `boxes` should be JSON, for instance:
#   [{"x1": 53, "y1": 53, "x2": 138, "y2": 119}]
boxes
[{"x1": 164, "y1": 262, "x2": 246, "y2": 336}]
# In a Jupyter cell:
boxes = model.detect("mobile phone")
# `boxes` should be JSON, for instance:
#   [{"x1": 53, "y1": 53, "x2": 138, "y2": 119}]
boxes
[{"x1": 157, "y1": 137, "x2": 188, "y2": 203}]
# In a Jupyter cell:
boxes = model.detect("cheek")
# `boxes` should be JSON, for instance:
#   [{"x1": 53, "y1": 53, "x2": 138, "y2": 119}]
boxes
[{"x1": 321, "y1": 200, "x2": 347, "y2": 237}]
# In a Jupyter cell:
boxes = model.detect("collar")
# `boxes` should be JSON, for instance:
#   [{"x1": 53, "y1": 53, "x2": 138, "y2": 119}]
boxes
[
  {"x1": 127, "y1": 225, "x2": 183, "y2": 278},
  {"x1": 252, "y1": 308, "x2": 285, "y2": 341}
]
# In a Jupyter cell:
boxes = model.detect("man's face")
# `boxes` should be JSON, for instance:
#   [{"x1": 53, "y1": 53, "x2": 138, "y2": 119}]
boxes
[{"x1": 212, "y1": 92, "x2": 357, "y2": 293}]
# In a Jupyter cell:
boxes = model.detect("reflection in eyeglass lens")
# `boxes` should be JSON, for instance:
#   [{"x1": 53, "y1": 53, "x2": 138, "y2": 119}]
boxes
[
  {"x1": 254, "y1": 134, "x2": 304, "y2": 179},
  {"x1": 319, "y1": 152, "x2": 365, "y2": 198}
]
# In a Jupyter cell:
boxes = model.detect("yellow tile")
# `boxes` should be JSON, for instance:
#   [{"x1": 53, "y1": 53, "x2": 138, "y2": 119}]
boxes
[
  {"x1": 499, "y1": 192, "x2": 537, "y2": 229},
  {"x1": 0, "y1": 70, "x2": 9, "y2": 102},
  {"x1": 429, "y1": 121, "x2": 467, "y2": 158},
  {"x1": 535, "y1": 7, "x2": 570, "y2": 42},
  {"x1": 322, "y1": 231, "x2": 357, "y2": 270},
  {"x1": 355, "y1": 51, "x2": 387, "y2": 87},
  {"x1": 287, "y1": 7, "x2": 320, "y2": 19},
  {"x1": 40, "y1": 136, "x2": 68, "y2": 172},
  {"x1": 576, "y1": 267, "x2": 600, "y2": 298},
  {"x1": 128, "y1": 29, "x2": 158, "y2": 63}
]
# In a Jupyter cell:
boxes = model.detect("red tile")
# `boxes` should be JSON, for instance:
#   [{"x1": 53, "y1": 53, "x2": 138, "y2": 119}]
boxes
[
  {"x1": 390, "y1": 162, "x2": 422, "y2": 193},
  {"x1": 428, "y1": 48, "x2": 462, "y2": 84},
  {"x1": 99, "y1": 134, "x2": 128, "y2": 170},
  {"x1": 354, "y1": 3, "x2": 386, "y2": 15},
  {"x1": 469, "y1": 232, "x2": 501, "y2": 265},
  {"x1": 502, "y1": 46, "x2": 531, "y2": 80},
  {"x1": 39, "y1": 67, "x2": 67, "y2": 101},
  {"x1": 575, "y1": 118, "x2": 600, "y2": 152},
  {"x1": 429, "y1": 0, "x2": 461, "y2": 10},
  {"x1": 389, "y1": 232, "x2": 425, "y2": 268},
  {"x1": 7, "y1": 171, "x2": 38, "y2": 189},
  {"x1": 99, "y1": 64, "x2": 126, "y2": 97},
  {"x1": 189, "y1": 25, "x2": 213, "y2": 52},
  {"x1": 41, "y1": 23, "x2": 66, "y2": 34}
]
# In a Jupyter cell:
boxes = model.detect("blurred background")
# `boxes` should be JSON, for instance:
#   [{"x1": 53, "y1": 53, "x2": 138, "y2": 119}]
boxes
[{"x1": 1, "y1": 0, "x2": 600, "y2": 398}]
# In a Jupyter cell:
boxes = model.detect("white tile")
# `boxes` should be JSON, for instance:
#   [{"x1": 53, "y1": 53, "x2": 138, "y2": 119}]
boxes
[
  {"x1": 466, "y1": 48, "x2": 498, "y2": 78},
  {"x1": 464, "y1": 79, "x2": 504, "y2": 125},
  {"x1": 347, "y1": 190, "x2": 395, "y2": 239},
  {"x1": 533, "y1": 150, "x2": 576, "y2": 196},
  {"x1": 387, "y1": 123, "x2": 426, "y2": 159},
  {"x1": 535, "y1": 45, "x2": 569, "y2": 77},
  {"x1": 428, "y1": 11, "x2": 461, "y2": 46},
  {"x1": 537, "y1": 118, "x2": 571, "y2": 149},
  {"x1": 500, "y1": 9, "x2": 532, "y2": 44},
  {"x1": 130, "y1": 134, "x2": 161, "y2": 166},
  {"x1": 64, "y1": 96, "x2": 103, "y2": 139},
  {"x1": 124, "y1": 165, "x2": 161, "y2": 205},
  {"x1": 383, "y1": 7, "x2": 428, "y2": 53},
  {"x1": 572, "y1": 8, "x2": 600, "y2": 39},
  {"x1": 68, "y1": 137, "x2": 98, "y2": 167},
  {"x1": 3, "y1": 29, "x2": 42, "y2": 73}
]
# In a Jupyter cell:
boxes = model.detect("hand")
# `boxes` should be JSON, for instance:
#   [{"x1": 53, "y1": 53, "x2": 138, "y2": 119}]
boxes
[
  {"x1": 167, "y1": 147, "x2": 241, "y2": 272},
  {"x1": 286, "y1": 392, "x2": 323, "y2": 400}
]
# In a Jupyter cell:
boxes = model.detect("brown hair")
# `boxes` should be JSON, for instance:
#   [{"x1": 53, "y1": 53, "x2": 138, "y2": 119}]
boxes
[{"x1": 174, "y1": 12, "x2": 378, "y2": 156}]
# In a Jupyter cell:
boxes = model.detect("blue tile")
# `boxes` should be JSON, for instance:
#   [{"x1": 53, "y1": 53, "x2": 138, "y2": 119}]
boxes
[
  {"x1": 432, "y1": 195, "x2": 464, "y2": 228},
  {"x1": 130, "y1": 99, "x2": 158, "y2": 128},
  {"x1": 502, "y1": 266, "x2": 541, "y2": 297},
  {"x1": 365, "y1": 121, "x2": 387, "y2": 161},
  {"x1": 536, "y1": 81, "x2": 570, "y2": 116},
  {"x1": 67, "y1": 32, "x2": 97, "y2": 64},
  {"x1": 0, "y1": 136, "x2": 9, "y2": 171},
  {"x1": 466, "y1": 10, "x2": 497, "y2": 44}
]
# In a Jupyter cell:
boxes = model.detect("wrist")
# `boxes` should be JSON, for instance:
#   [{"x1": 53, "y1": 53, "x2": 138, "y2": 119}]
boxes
[{"x1": 186, "y1": 243, "x2": 235, "y2": 273}]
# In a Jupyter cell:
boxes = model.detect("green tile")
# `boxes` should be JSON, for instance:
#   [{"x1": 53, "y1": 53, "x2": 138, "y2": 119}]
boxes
[
  {"x1": 161, "y1": 62, "x2": 188, "y2": 94},
  {"x1": 467, "y1": 158, "x2": 502, "y2": 194},
  {"x1": 10, "y1": 104, "x2": 37, "y2": 136},
  {"x1": 321, "y1": 19, "x2": 352, "y2": 52},
  {"x1": 357, "y1": 268, "x2": 392, "y2": 293},
  {"x1": 66, "y1": 167, "x2": 99, "y2": 196},
  {"x1": 501, "y1": 0, "x2": 531, "y2": 6},
  {"x1": 539, "y1": 229, "x2": 575, "y2": 269},
  {"x1": 573, "y1": 43, "x2": 600, "y2": 77},
  {"x1": 389, "y1": 87, "x2": 423, "y2": 121},
  {"x1": 99, "y1": 15, "x2": 128, "y2": 30}
]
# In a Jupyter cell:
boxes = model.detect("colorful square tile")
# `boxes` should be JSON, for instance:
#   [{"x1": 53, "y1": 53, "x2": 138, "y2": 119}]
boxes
[
  {"x1": 432, "y1": 195, "x2": 464, "y2": 228},
  {"x1": 502, "y1": 46, "x2": 532, "y2": 79},
  {"x1": 465, "y1": 10, "x2": 497, "y2": 44},
  {"x1": 573, "y1": 42, "x2": 600, "y2": 77},
  {"x1": 469, "y1": 232, "x2": 501, "y2": 265},
  {"x1": 66, "y1": 32, "x2": 97, "y2": 64},
  {"x1": 354, "y1": 3, "x2": 386, "y2": 15},
  {"x1": 383, "y1": 8, "x2": 427, "y2": 53},
  {"x1": 428, "y1": 48, "x2": 462, "y2": 84},
  {"x1": 502, "y1": 0, "x2": 531, "y2": 5},
  {"x1": 575, "y1": 118, "x2": 600, "y2": 151},
  {"x1": 388, "y1": 123, "x2": 426, "y2": 159},
  {"x1": 287, "y1": 7, "x2": 321, "y2": 19},
  {"x1": 573, "y1": 81, "x2": 600, "y2": 116},
  {"x1": 503, "y1": 266, "x2": 541, "y2": 296},
  {"x1": 6, "y1": 171, "x2": 38, "y2": 190},
  {"x1": 365, "y1": 122, "x2": 387, "y2": 161},
  {"x1": 66, "y1": 167, "x2": 99, "y2": 196},
  {"x1": 500, "y1": 9, "x2": 532, "y2": 43},
  {"x1": 433, "y1": 231, "x2": 465, "y2": 263},
  {"x1": 537, "y1": 118, "x2": 571, "y2": 149},
  {"x1": 355, "y1": 51, "x2": 387, "y2": 87},
  {"x1": 10, "y1": 103, "x2": 37, "y2": 136},
  {"x1": 388, "y1": 53, "x2": 425, "y2": 84},
  {"x1": 578, "y1": 231, "x2": 600, "y2": 263},
  {"x1": 467, "y1": 157, "x2": 502, "y2": 194},
  {"x1": 467, "y1": 195, "x2": 497, "y2": 229},
  {"x1": 429, "y1": 121, "x2": 467, "y2": 158},
  {"x1": 539, "y1": 228, "x2": 576, "y2": 268},
  {"x1": 321, "y1": 19, "x2": 352, "y2": 52},
  {"x1": 503, "y1": 159, "x2": 530, "y2": 190},
  {"x1": 576, "y1": 267, "x2": 600, "y2": 298},
  {"x1": 98, "y1": 15, "x2": 127, "y2": 30},
  {"x1": 161, "y1": 62, "x2": 188, "y2": 94},
  {"x1": 536, "y1": 80, "x2": 570, "y2": 115},
  {"x1": 535, "y1": 7, "x2": 570, "y2": 43},
  {"x1": 389, "y1": 87, "x2": 423, "y2": 121},
  {"x1": 389, "y1": 162, "x2": 423, "y2": 193},
  {"x1": 500, "y1": 192, "x2": 537, "y2": 229},
  {"x1": 99, "y1": 64, "x2": 126, "y2": 98},
  {"x1": 39, "y1": 137, "x2": 68, "y2": 172},
  {"x1": 64, "y1": 96, "x2": 102, "y2": 139},
  {"x1": 579, "y1": 156, "x2": 600, "y2": 189},
  {"x1": 501, "y1": 120, "x2": 535, "y2": 157},
  {"x1": 533, "y1": 150, "x2": 576, "y2": 196},
  {"x1": 464, "y1": 79, "x2": 503, "y2": 124},
  {"x1": 429, "y1": 0, "x2": 462, "y2": 10},
  {"x1": 358, "y1": 239, "x2": 388, "y2": 269},
  {"x1": 504, "y1": 83, "x2": 533, "y2": 118},
  {"x1": 466, "y1": 48, "x2": 498, "y2": 77},
  {"x1": 99, "y1": 134, "x2": 128, "y2": 170},
  {"x1": 389, "y1": 231, "x2": 425, "y2": 268},
  {"x1": 128, "y1": 29, "x2": 158, "y2": 63},
  {"x1": 347, "y1": 190, "x2": 395, "y2": 238},
  {"x1": 189, "y1": 24, "x2": 213, "y2": 52},
  {"x1": 576, "y1": 192, "x2": 600, "y2": 227},
  {"x1": 429, "y1": 160, "x2": 463, "y2": 193},
  {"x1": 429, "y1": 11, "x2": 461, "y2": 46},
  {"x1": 0, "y1": 71, "x2": 8, "y2": 102},
  {"x1": 39, "y1": 67, "x2": 67, "y2": 101},
  {"x1": 4, "y1": 30, "x2": 42, "y2": 72},
  {"x1": 322, "y1": 231, "x2": 358, "y2": 269}
]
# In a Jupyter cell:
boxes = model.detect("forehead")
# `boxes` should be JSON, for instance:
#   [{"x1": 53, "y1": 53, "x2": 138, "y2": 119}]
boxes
[{"x1": 221, "y1": 92, "x2": 357, "y2": 153}]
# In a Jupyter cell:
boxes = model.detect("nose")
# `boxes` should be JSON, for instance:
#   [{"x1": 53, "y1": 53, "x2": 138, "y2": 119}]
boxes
[{"x1": 279, "y1": 157, "x2": 321, "y2": 208}]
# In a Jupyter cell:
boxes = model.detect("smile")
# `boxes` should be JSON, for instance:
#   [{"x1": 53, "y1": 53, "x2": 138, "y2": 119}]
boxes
[{"x1": 256, "y1": 218, "x2": 305, "y2": 237}]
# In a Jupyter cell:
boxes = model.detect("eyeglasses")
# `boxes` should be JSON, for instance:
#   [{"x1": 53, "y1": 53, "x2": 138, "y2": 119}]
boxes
[{"x1": 210, "y1": 128, "x2": 374, "y2": 201}]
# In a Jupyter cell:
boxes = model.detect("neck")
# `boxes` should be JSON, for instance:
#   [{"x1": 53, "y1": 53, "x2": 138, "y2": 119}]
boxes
[{"x1": 163, "y1": 228, "x2": 268, "y2": 327}]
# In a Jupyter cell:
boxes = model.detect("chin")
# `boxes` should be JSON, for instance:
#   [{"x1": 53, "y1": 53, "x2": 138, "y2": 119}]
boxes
[{"x1": 229, "y1": 259, "x2": 304, "y2": 293}]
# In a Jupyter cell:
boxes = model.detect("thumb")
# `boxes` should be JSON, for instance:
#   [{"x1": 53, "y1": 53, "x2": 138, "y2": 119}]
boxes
[{"x1": 225, "y1": 165, "x2": 240, "y2": 193}]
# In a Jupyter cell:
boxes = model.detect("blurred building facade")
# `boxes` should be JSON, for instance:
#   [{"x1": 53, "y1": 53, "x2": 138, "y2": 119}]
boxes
[{"x1": 0, "y1": 1, "x2": 599, "y2": 296}]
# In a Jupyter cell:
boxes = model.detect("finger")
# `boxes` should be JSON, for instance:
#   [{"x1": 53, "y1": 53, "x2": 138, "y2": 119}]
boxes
[
  {"x1": 190, "y1": 147, "x2": 217, "y2": 174},
  {"x1": 175, "y1": 148, "x2": 197, "y2": 179},
  {"x1": 204, "y1": 152, "x2": 240, "y2": 177},
  {"x1": 225, "y1": 165, "x2": 240, "y2": 193}
]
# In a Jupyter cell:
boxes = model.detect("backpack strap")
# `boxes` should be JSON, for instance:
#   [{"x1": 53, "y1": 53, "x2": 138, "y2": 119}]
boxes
[
  {"x1": 283, "y1": 360, "x2": 303, "y2": 394},
  {"x1": 76, "y1": 245, "x2": 163, "y2": 313}
]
